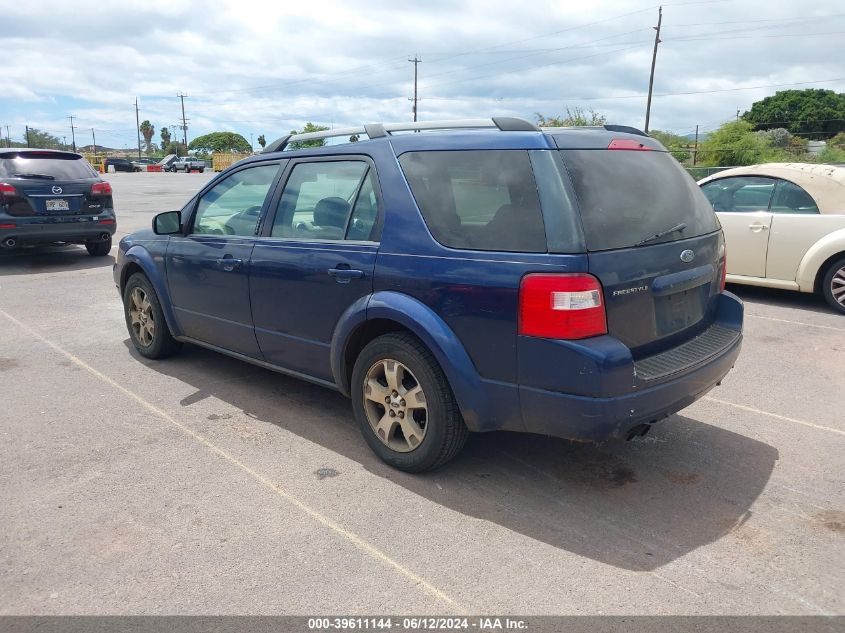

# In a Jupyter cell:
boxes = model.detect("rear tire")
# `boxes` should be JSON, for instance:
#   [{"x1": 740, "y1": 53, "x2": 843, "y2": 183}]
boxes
[
  {"x1": 86, "y1": 237, "x2": 112, "y2": 256},
  {"x1": 123, "y1": 273, "x2": 182, "y2": 359},
  {"x1": 821, "y1": 257, "x2": 845, "y2": 315},
  {"x1": 351, "y1": 332, "x2": 469, "y2": 472}
]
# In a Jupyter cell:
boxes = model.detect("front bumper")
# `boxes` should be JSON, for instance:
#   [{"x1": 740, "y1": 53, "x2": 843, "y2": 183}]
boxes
[{"x1": 518, "y1": 291, "x2": 743, "y2": 441}]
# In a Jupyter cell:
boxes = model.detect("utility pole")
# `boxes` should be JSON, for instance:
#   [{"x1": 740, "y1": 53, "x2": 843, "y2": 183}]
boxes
[
  {"x1": 693, "y1": 124, "x2": 699, "y2": 166},
  {"x1": 408, "y1": 56, "x2": 421, "y2": 122},
  {"x1": 25, "y1": 125, "x2": 31, "y2": 147},
  {"x1": 68, "y1": 115, "x2": 77, "y2": 152},
  {"x1": 178, "y1": 93, "x2": 189, "y2": 149},
  {"x1": 92, "y1": 128, "x2": 97, "y2": 157},
  {"x1": 643, "y1": 5, "x2": 662, "y2": 133},
  {"x1": 736, "y1": 109, "x2": 740, "y2": 120},
  {"x1": 4, "y1": 125, "x2": 10, "y2": 148},
  {"x1": 134, "y1": 98, "x2": 142, "y2": 160}
]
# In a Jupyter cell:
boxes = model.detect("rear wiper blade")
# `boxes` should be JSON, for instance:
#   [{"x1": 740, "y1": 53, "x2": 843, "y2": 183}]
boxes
[
  {"x1": 13, "y1": 173, "x2": 56, "y2": 180},
  {"x1": 635, "y1": 222, "x2": 687, "y2": 246}
]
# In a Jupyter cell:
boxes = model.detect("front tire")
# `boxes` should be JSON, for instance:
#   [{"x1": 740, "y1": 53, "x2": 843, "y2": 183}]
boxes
[
  {"x1": 86, "y1": 237, "x2": 112, "y2": 256},
  {"x1": 351, "y1": 332, "x2": 469, "y2": 472},
  {"x1": 821, "y1": 257, "x2": 845, "y2": 315},
  {"x1": 123, "y1": 273, "x2": 182, "y2": 359}
]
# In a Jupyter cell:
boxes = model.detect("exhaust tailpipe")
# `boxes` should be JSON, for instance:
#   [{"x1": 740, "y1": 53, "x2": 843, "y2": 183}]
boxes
[
  {"x1": 100, "y1": 233, "x2": 111, "y2": 242},
  {"x1": 2, "y1": 237, "x2": 16, "y2": 248}
]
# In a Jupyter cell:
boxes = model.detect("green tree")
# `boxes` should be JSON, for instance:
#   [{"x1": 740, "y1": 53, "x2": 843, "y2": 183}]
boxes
[
  {"x1": 188, "y1": 131, "x2": 251, "y2": 153},
  {"x1": 697, "y1": 120, "x2": 773, "y2": 167},
  {"x1": 160, "y1": 126, "x2": 172, "y2": 148},
  {"x1": 648, "y1": 129, "x2": 691, "y2": 162},
  {"x1": 23, "y1": 128, "x2": 63, "y2": 149},
  {"x1": 257, "y1": 134, "x2": 266, "y2": 149},
  {"x1": 139, "y1": 120, "x2": 155, "y2": 155},
  {"x1": 288, "y1": 122, "x2": 330, "y2": 149},
  {"x1": 536, "y1": 107, "x2": 606, "y2": 127},
  {"x1": 742, "y1": 89, "x2": 845, "y2": 140},
  {"x1": 164, "y1": 141, "x2": 186, "y2": 156}
]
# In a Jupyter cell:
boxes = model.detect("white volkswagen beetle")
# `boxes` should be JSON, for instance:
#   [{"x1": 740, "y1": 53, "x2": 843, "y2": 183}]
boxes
[{"x1": 699, "y1": 163, "x2": 845, "y2": 314}]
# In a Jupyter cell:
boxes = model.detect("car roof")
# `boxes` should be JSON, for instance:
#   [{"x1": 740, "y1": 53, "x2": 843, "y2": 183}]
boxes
[{"x1": 698, "y1": 163, "x2": 845, "y2": 214}]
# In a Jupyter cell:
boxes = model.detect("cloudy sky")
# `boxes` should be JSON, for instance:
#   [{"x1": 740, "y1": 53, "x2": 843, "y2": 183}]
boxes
[{"x1": 1, "y1": 0, "x2": 843, "y2": 150}]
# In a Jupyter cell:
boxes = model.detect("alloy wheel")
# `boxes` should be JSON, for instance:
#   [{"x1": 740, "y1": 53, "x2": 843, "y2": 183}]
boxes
[
  {"x1": 362, "y1": 358, "x2": 428, "y2": 452},
  {"x1": 128, "y1": 287, "x2": 155, "y2": 346},
  {"x1": 831, "y1": 265, "x2": 845, "y2": 307}
]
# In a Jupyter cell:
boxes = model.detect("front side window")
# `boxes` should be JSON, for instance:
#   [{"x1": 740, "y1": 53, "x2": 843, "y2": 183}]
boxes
[
  {"x1": 271, "y1": 161, "x2": 370, "y2": 240},
  {"x1": 700, "y1": 177, "x2": 776, "y2": 213},
  {"x1": 192, "y1": 164, "x2": 280, "y2": 236},
  {"x1": 399, "y1": 150, "x2": 547, "y2": 252},
  {"x1": 770, "y1": 180, "x2": 820, "y2": 214}
]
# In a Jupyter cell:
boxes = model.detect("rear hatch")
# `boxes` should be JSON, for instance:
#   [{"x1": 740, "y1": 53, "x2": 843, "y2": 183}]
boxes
[
  {"x1": 557, "y1": 139, "x2": 723, "y2": 357},
  {"x1": 0, "y1": 151, "x2": 110, "y2": 217}
]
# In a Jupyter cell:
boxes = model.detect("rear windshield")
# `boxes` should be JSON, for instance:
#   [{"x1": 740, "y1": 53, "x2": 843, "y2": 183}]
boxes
[
  {"x1": 0, "y1": 152, "x2": 97, "y2": 180},
  {"x1": 399, "y1": 150, "x2": 547, "y2": 252},
  {"x1": 559, "y1": 149, "x2": 718, "y2": 251}
]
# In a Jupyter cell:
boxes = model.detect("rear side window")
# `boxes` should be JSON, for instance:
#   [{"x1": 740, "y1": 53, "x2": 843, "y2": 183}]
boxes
[
  {"x1": 771, "y1": 179, "x2": 819, "y2": 214},
  {"x1": 399, "y1": 150, "x2": 547, "y2": 252},
  {"x1": 560, "y1": 149, "x2": 718, "y2": 251},
  {"x1": 700, "y1": 176, "x2": 776, "y2": 212},
  {"x1": 0, "y1": 152, "x2": 97, "y2": 180}
]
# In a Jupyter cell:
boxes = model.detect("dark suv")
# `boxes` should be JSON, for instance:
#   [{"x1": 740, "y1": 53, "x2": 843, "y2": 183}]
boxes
[
  {"x1": 1, "y1": 149, "x2": 116, "y2": 255},
  {"x1": 105, "y1": 157, "x2": 139, "y2": 172},
  {"x1": 114, "y1": 118, "x2": 743, "y2": 472}
]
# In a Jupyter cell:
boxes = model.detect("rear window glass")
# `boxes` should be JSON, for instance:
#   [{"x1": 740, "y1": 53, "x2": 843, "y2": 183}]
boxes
[
  {"x1": 560, "y1": 149, "x2": 719, "y2": 251},
  {"x1": 0, "y1": 153, "x2": 97, "y2": 180},
  {"x1": 399, "y1": 150, "x2": 547, "y2": 252}
]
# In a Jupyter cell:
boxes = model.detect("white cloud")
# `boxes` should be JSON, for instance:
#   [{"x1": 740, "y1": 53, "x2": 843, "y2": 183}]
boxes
[{"x1": 1, "y1": 0, "x2": 844, "y2": 147}]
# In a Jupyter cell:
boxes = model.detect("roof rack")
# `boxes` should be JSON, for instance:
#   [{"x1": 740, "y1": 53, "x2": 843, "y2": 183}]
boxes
[{"x1": 262, "y1": 116, "x2": 540, "y2": 153}]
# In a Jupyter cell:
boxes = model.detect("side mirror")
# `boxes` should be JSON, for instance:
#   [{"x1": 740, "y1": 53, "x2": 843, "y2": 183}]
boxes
[{"x1": 153, "y1": 210, "x2": 181, "y2": 235}]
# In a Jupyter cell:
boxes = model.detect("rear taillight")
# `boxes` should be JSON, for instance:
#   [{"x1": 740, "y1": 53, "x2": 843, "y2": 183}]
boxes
[
  {"x1": 0, "y1": 182, "x2": 16, "y2": 197},
  {"x1": 607, "y1": 138, "x2": 653, "y2": 151},
  {"x1": 0, "y1": 223, "x2": 16, "y2": 229},
  {"x1": 519, "y1": 273, "x2": 608, "y2": 340},
  {"x1": 91, "y1": 181, "x2": 112, "y2": 196}
]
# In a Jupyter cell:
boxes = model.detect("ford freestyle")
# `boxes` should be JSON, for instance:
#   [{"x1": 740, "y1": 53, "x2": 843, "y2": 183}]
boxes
[
  {"x1": 1, "y1": 149, "x2": 116, "y2": 255},
  {"x1": 113, "y1": 117, "x2": 743, "y2": 472}
]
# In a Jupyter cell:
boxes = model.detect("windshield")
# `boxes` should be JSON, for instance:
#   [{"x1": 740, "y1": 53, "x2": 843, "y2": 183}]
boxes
[{"x1": 560, "y1": 149, "x2": 719, "y2": 251}]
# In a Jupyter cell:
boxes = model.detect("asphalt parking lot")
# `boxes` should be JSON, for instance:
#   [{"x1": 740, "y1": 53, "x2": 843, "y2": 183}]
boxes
[{"x1": 1, "y1": 172, "x2": 843, "y2": 615}]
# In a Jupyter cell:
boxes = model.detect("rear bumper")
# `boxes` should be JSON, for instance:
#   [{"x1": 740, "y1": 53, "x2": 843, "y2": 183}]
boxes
[
  {"x1": 518, "y1": 291, "x2": 743, "y2": 441},
  {"x1": 0, "y1": 217, "x2": 116, "y2": 245}
]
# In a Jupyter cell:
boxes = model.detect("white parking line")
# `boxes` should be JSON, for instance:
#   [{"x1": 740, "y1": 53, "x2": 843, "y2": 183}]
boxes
[
  {"x1": 0, "y1": 307, "x2": 464, "y2": 613},
  {"x1": 746, "y1": 313, "x2": 845, "y2": 332},
  {"x1": 704, "y1": 396, "x2": 845, "y2": 437}
]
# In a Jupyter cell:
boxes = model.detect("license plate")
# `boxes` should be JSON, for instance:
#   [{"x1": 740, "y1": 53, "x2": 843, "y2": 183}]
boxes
[{"x1": 46, "y1": 199, "x2": 69, "y2": 212}]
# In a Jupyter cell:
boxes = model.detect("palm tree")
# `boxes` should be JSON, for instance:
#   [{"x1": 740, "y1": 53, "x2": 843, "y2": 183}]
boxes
[
  {"x1": 160, "y1": 126, "x2": 171, "y2": 149},
  {"x1": 139, "y1": 120, "x2": 155, "y2": 155}
]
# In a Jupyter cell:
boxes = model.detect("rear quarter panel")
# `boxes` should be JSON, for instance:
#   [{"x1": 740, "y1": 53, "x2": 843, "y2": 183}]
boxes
[
  {"x1": 794, "y1": 224, "x2": 845, "y2": 291},
  {"x1": 768, "y1": 215, "x2": 845, "y2": 284}
]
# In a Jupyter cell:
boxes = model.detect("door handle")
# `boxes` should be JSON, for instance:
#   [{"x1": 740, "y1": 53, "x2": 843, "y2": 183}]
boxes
[
  {"x1": 328, "y1": 267, "x2": 365, "y2": 283},
  {"x1": 748, "y1": 223, "x2": 769, "y2": 232},
  {"x1": 216, "y1": 257, "x2": 243, "y2": 272}
]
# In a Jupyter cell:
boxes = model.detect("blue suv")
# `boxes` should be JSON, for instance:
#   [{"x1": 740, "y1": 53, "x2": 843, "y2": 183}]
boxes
[{"x1": 114, "y1": 117, "x2": 743, "y2": 472}]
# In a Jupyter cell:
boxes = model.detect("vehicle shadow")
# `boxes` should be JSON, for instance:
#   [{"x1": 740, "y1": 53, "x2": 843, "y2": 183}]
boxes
[
  {"x1": 128, "y1": 342, "x2": 778, "y2": 572},
  {"x1": 0, "y1": 244, "x2": 114, "y2": 275},
  {"x1": 727, "y1": 282, "x2": 832, "y2": 316}
]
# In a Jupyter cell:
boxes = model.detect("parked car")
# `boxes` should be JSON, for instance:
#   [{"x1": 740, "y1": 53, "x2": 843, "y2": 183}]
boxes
[
  {"x1": 131, "y1": 158, "x2": 158, "y2": 172},
  {"x1": 699, "y1": 163, "x2": 845, "y2": 314},
  {"x1": 104, "y1": 157, "x2": 139, "y2": 172},
  {"x1": 114, "y1": 118, "x2": 743, "y2": 471},
  {"x1": 0, "y1": 149, "x2": 116, "y2": 255},
  {"x1": 168, "y1": 156, "x2": 206, "y2": 173}
]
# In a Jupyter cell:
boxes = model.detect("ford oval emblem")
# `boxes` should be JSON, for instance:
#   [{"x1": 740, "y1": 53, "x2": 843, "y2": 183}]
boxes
[
  {"x1": 680, "y1": 249, "x2": 695, "y2": 263},
  {"x1": 52, "y1": 186, "x2": 63, "y2": 195}
]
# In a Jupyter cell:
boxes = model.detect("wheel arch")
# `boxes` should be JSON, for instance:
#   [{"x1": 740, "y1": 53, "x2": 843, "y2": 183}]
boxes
[
  {"x1": 331, "y1": 291, "x2": 484, "y2": 431},
  {"x1": 795, "y1": 228, "x2": 845, "y2": 293},
  {"x1": 120, "y1": 247, "x2": 181, "y2": 337}
]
